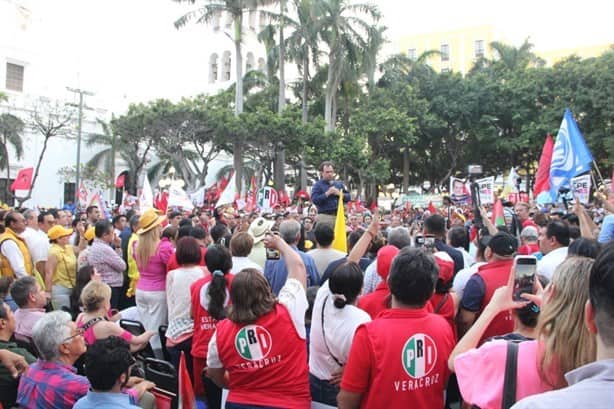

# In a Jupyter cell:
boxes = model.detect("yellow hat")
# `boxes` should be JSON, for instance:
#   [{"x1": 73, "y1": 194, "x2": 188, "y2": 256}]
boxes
[
  {"x1": 48, "y1": 225, "x2": 73, "y2": 241},
  {"x1": 137, "y1": 208, "x2": 166, "y2": 235},
  {"x1": 83, "y1": 226, "x2": 95, "y2": 241}
]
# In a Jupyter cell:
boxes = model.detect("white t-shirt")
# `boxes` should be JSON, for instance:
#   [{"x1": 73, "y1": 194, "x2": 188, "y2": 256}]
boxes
[
  {"x1": 537, "y1": 247, "x2": 568, "y2": 281},
  {"x1": 21, "y1": 227, "x2": 49, "y2": 264},
  {"x1": 309, "y1": 248, "x2": 347, "y2": 278},
  {"x1": 231, "y1": 256, "x2": 263, "y2": 274},
  {"x1": 309, "y1": 281, "x2": 371, "y2": 380},
  {"x1": 207, "y1": 278, "x2": 307, "y2": 368},
  {"x1": 453, "y1": 261, "x2": 487, "y2": 300}
]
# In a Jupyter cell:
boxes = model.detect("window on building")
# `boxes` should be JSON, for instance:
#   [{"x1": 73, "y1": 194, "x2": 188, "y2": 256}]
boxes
[
  {"x1": 408, "y1": 48, "x2": 417, "y2": 61},
  {"x1": 248, "y1": 10, "x2": 257, "y2": 30},
  {"x1": 209, "y1": 53, "x2": 219, "y2": 83},
  {"x1": 212, "y1": 11, "x2": 221, "y2": 30},
  {"x1": 0, "y1": 178, "x2": 14, "y2": 204},
  {"x1": 224, "y1": 12, "x2": 233, "y2": 29},
  {"x1": 6, "y1": 62, "x2": 24, "y2": 92},
  {"x1": 246, "y1": 52, "x2": 255, "y2": 72},
  {"x1": 474, "y1": 40, "x2": 484, "y2": 58},
  {"x1": 222, "y1": 51, "x2": 232, "y2": 81},
  {"x1": 257, "y1": 57, "x2": 265, "y2": 73},
  {"x1": 440, "y1": 44, "x2": 450, "y2": 62},
  {"x1": 64, "y1": 182, "x2": 75, "y2": 205}
]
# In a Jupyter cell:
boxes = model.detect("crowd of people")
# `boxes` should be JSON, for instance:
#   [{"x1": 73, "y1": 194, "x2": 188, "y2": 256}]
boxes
[{"x1": 0, "y1": 160, "x2": 613, "y2": 409}]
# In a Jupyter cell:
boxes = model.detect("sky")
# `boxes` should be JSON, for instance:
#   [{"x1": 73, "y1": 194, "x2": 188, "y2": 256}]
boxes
[{"x1": 25, "y1": 0, "x2": 614, "y2": 114}]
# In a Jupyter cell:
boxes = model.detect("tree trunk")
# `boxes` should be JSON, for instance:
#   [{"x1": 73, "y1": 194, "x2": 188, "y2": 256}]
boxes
[
  {"x1": 324, "y1": 51, "x2": 335, "y2": 132},
  {"x1": 299, "y1": 158, "x2": 307, "y2": 191},
  {"x1": 301, "y1": 52, "x2": 309, "y2": 123},
  {"x1": 233, "y1": 14, "x2": 243, "y2": 192},
  {"x1": 402, "y1": 149, "x2": 409, "y2": 194},
  {"x1": 274, "y1": 144, "x2": 285, "y2": 192},
  {"x1": 278, "y1": 0, "x2": 286, "y2": 113}
]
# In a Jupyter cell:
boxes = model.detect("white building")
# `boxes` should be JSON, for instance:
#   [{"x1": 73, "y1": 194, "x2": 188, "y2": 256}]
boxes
[{"x1": 1, "y1": 0, "x2": 285, "y2": 209}]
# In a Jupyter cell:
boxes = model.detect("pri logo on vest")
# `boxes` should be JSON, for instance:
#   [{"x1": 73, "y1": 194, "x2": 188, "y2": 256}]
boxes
[
  {"x1": 402, "y1": 333, "x2": 437, "y2": 378},
  {"x1": 235, "y1": 325, "x2": 273, "y2": 361}
]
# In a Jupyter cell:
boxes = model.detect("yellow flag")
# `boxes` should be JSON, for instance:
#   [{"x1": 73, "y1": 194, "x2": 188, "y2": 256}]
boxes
[{"x1": 331, "y1": 193, "x2": 347, "y2": 254}]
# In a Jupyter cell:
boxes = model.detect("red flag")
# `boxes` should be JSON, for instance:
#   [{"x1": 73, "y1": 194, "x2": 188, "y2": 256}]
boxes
[
  {"x1": 154, "y1": 191, "x2": 169, "y2": 214},
  {"x1": 245, "y1": 176, "x2": 258, "y2": 212},
  {"x1": 533, "y1": 134, "x2": 554, "y2": 197},
  {"x1": 10, "y1": 167, "x2": 33, "y2": 191},
  {"x1": 369, "y1": 199, "x2": 378, "y2": 212},
  {"x1": 178, "y1": 352, "x2": 196, "y2": 409},
  {"x1": 492, "y1": 199, "x2": 505, "y2": 226},
  {"x1": 428, "y1": 201, "x2": 437, "y2": 214},
  {"x1": 115, "y1": 174, "x2": 125, "y2": 188}
]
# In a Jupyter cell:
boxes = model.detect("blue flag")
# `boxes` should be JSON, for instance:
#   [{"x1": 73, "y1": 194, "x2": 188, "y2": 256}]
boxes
[{"x1": 549, "y1": 108, "x2": 593, "y2": 197}]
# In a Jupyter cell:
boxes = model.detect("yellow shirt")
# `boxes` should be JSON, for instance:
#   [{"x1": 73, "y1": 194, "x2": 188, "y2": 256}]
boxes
[{"x1": 48, "y1": 243, "x2": 77, "y2": 288}]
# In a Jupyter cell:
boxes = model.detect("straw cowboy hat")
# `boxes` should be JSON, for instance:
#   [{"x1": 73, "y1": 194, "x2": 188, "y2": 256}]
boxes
[
  {"x1": 137, "y1": 208, "x2": 166, "y2": 235},
  {"x1": 248, "y1": 217, "x2": 275, "y2": 244}
]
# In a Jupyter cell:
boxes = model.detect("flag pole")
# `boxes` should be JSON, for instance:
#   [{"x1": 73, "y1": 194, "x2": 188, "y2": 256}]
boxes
[{"x1": 592, "y1": 160, "x2": 605, "y2": 186}]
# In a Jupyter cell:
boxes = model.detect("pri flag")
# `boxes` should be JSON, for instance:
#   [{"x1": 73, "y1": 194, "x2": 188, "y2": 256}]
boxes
[
  {"x1": 257, "y1": 186, "x2": 278, "y2": 211},
  {"x1": 216, "y1": 172, "x2": 237, "y2": 209},
  {"x1": 168, "y1": 186, "x2": 195, "y2": 211},
  {"x1": 245, "y1": 176, "x2": 258, "y2": 212},
  {"x1": 10, "y1": 167, "x2": 33, "y2": 191},
  {"x1": 78, "y1": 181, "x2": 89, "y2": 208},
  {"x1": 89, "y1": 192, "x2": 110, "y2": 220},
  {"x1": 492, "y1": 199, "x2": 505, "y2": 227},
  {"x1": 140, "y1": 174, "x2": 154, "y2": 210},
  {"x1": 331, "y1": 193, "x2": 347, "y2": 254},
  {"x1": 533, "y1": 134, "x2": 554, "y2": 197},
  {"x1": 549, "y1": 108, "x2": 593, "y2": 197}
]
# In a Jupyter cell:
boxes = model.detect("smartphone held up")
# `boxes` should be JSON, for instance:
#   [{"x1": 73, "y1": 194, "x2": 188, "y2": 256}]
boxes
[{"x1": 513, "y1": 255, "x2": 537, "y2": 301}]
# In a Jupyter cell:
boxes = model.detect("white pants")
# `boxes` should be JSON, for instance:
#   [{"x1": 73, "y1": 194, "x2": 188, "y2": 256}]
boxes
[
  {"x1": 52, "y1": 285, "x2": 72, "y2": 312},
  {"x1": 135, "y1": 289, "x2": 167, "y2": 353}
]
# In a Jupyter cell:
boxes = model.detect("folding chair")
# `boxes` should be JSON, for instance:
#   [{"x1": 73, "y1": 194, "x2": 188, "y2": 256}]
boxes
[
  {"x1": 119, "y1": 319, "x2": 155, "y2": 359},
  {"x1": 159, "y1": 324, "x2": 171, "y2": 362}
]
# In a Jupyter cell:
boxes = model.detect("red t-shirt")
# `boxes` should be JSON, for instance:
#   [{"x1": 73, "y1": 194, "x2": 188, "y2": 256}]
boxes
[
  {"x1": 341, "y1": 308, "x2": 455, "y2": 409},
  {"x1": 190, "y1": 273, "x2": 233, "y2": 359},
  {"x1": 476, "y1": 260, "x2": 515, "y2": 344},
  {"x1": 357, "y1": 282, "x2": 390, "y2": 319},
  {"x1": 518, "y1": 243, "x2": 540, "y2": 256},
  {"x1": 167, "y1": 246, "x2": 207, "y2": 272},
  {"x1": 427, "y1": 293, "x2": 457, "y2": 340},
  {"x1": 215, "y1": 304, "x2": 310, "y2": 409}
]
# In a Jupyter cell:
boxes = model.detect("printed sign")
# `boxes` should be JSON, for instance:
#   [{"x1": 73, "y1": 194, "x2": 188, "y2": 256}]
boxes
[
  {"x1": 257, "y1": 187, "x2": 278, "y2": 211},
  {"x1": 402, "y1": 333, "x2": 437, "y2": 379},
  {"x1": 476, "y1": 176, "x2": 494, "y2": 205},
  {"x1": 571, "y1": 174, "x2": 591, "y2": 204},
  {"x1": 450, "y1": 177, "x2": 470, "y2": 205},
  {"x1": 235, "y1": 325, "x2": 272, "y2": 361}
]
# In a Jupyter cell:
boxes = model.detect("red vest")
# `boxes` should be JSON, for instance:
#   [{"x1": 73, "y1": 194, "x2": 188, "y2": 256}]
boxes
[
  {"x1": 476, "y1": 259, "x2": 515, "y2": 344},
  {"x1": 427, "y1": 293, "x2": 457, "y2": 341},
  {"x1": 190, "y1": 274, "x2": 233, "y2": 359},
  {"x1": 358, "y1": 281, "x2": 390, "y2": 319},
  {"x1": 347, "y1": 308, "x2": 454, "y2": 409},
  {"x1": 215, "y1": 303, "x2": 310, "y2": 408}
]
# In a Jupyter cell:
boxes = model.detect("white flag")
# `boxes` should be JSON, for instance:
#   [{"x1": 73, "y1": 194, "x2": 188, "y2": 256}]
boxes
[
  {"x1": 168, "y1": 186, "x2": 194, "y2": 210},
  {"x1": 216, "y1": 172, "x2": 236, "y2": 208},
  {"x1": 139, "y1": 174, "x2": 153, "y2": 210}
]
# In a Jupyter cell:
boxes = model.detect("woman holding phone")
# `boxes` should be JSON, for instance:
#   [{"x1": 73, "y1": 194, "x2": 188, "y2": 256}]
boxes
[{"x1": 448, "y1": 256, "x2": 596, "y2": 409}]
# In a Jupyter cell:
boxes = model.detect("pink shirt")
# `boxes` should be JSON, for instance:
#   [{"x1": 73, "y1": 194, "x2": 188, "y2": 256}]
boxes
[
  {"x1": 455, "y1": 339, "x2": 554, "y2": 409},
  {"x1": 14, "y1": 308, "x2": 45, "y2": 338},
  {"x1": 136, "y1": 238, "x2": 174, "y2": 292}
]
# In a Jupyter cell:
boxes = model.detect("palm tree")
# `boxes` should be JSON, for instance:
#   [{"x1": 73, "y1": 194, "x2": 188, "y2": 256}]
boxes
[
  {"x1": 174, "y1": 0, "x2": 274, "y2": 191},
  {"x1": 318, "y1": 0, "x2": 380, "y2": 132},
  {"x1": 0, "y1": 113, "x2": 24, "y2": 183},
  {"x1": 363, "y1": 25, "x2": 386, "y2": 93},
  {"x1": 489, "y1": 38, "x2": 545, "y2": 71}
]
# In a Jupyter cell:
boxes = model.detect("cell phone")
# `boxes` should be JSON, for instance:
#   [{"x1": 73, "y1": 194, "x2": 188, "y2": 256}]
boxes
[
  {"x1": 423, "y1": 236, "x2": 436, "y2": 250},
  {"x1": 414, "y1": 235, "x2": 424, "y2": 247},
  {"x1": 265, "y1": 231, "x2": 281, "y2": 260},
  {"x1": 513, "y1": 255, "x2": 537, "y2": 301}
]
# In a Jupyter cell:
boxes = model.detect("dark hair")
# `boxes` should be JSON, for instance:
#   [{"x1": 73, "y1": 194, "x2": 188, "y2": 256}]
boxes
[
  {"x1": 37, "y1": 211, "x2": 53, "y2": 224},
  {"x1": 448, "y1": 226, "x2": 469, "y2": 251},
  {"x1": 84, "y1": 337, "x2": 135, "y2": 391},
  {"x1": 568, "y1": 238, "x2": 601, "y2": 259},
  {"x1": 112, "y1": 215, "x2": 126, "y2": 227},
  {"x1": 305, "y1": 286, "x2": 319, "y2": 326},
  {"x1": 71, "y1": 265, "x2": 96, "y2": 316},
  {"x1": 161, "y1": 226, "x2": 178, "y2": 241},
  {"x1": 589, "y1": 242, "x2": 614, "y2": 347},
  {"x1": 424, "y1": 214, "x2": 446, "y2": 237},
  {"x1": 329, "y1": 262, "x2": 363, "y2": 308},
  {"x1": 210, "y1": 223, "x2": 229, "y2": 244},
  {"x1": 0, "y1": 299, "x2": 8, "y2": 319},
  {"x1": 228, "y1": 269, "x2": 276, "y2": 324},
  {"x1": 314, "y1": 223, "x2": 334, "y2": 247},
  {"x1": 169, "y1": 211, "x2": 182, "y2": 220},
  {"x1": 568, "y1": 225, "x2": 581, "y2": 240},
  {"x1": 388, "y1": 247, "x2": 437, "y2": 307},
  {"x1": 176, "y1": 237, "x2": 202, "y2": 266},
  {"x1": 129, "y1": 214, "x2": 140, "y2": 230},
  {"x1": 205, "y1": 245, "x2": 232, "y2": 320},
  {"x1": 178, "y1": 218, "x2": 193, "y2": 228},
  {"x1": 319, "y1": 161, "x2": 334, "y2": 172},
  {"x1": 4, "y1": 211, "x2": 20, "y2": 228},
  {"x1": 9, "y1": 276, "x2": 37, "y2": 308},
  {"x1": 177, "y1": 224, "x2": 192, "y2": 239},
  {"x1": 229, "y1": 232, "x2": 253, "y2": 257},
  {"x1": 94, "y1": 220, "x2": 112, "y2": 238},
  {"x1": 347, "y1": 229, "x2": 365, "y2": 250},
  {"x1": 190, "y1": 225, "x2": 207, "y2": 241},
  {"x1": 546, "y1": 220, "x2": 570, "y2": 247}
]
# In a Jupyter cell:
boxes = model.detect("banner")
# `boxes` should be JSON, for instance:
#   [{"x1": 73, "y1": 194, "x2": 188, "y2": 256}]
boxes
[
  {"x1": 139, "y1": 174, "x2": 153, "y2": 209},
  {"x1": 398, "y1": 194, "x2": 443, "y2": 208},
  {"x1": 476, "y1": 176, "x2": 495, "y2": 205},
  {"x1": 450, "y1": 176, "x2": 470, "y2": 205},
  {"x1": 216, "y1": 172, "x2": 237, "y2": 209},
  {"x1": 257, "y1": 186, "x2": 278, "y2": 211},
  {"x1": 168, "y1": 186, "x2": 194, "y2": 210},
  {"x1": 549, "y1": 108, "x2": 593, "y2": 197},
  {"x1": 189, "y1": 185, "x2": 206, "y2": 207},
  {"x1": 571, "y1": 174, "x2": 591, "y2": 204}
]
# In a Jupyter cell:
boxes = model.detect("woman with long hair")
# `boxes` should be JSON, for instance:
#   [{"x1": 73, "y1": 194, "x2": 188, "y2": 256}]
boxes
[
  {"x1": 449, "y1": 256, "x2": 596, "y2": 408},
  {"x1": 45, "y1": 225, "x2": 78, "y2": 311},
  {"x1": 165, "y1": 237, "x2": 205, "y2": 385},
  {"x1": 134, "y1": 209, "x2": 173, "y2": 354},
  {"x1": 205, "y1": 233, "x2": 310, "y2": 409},
  {"x1": 190, "y1": 244, "x2": 233, "y2": 408},
  {"x1": 69, "y1": 265, "x2": 101, "y2": 318}
]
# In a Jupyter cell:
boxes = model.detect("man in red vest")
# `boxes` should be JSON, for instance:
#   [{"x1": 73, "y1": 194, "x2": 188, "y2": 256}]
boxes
[
  {"x1": 457, "y1": 232, "x2": 518, "y2": 343},
  {"x1": 338, "y1": 248, "x2": 455, "y2": 409}
]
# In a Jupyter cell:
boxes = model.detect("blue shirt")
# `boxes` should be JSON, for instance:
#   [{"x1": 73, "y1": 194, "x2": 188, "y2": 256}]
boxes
[
  {"x1": 311, "y1": 179, "x2": 350, "y2": 214},
  {"x1": 598, "y1": 214, "x2": 614, "y2": 244},
  {"x1": 264, "y1": 247, "x2": 320, "y2": 295},
  {"x1": 74, "y1": 391, "x2": 139, "y2": 409}
]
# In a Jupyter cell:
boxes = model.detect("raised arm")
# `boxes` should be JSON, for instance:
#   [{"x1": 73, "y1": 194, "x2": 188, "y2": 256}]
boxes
[{"x1": 347, "y1": 209, "x2": 380, "y2": 264}]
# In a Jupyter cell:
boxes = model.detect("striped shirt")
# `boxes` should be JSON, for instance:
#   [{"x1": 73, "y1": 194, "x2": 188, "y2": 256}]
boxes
[{"x1": 87, "y1": 238, "x2": 126, "y2": 287}]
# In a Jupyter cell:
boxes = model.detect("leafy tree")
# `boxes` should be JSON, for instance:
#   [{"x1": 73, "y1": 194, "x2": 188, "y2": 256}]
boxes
[{"x1": 0, "y1": 113, "x2": 24, "y2": 183}]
